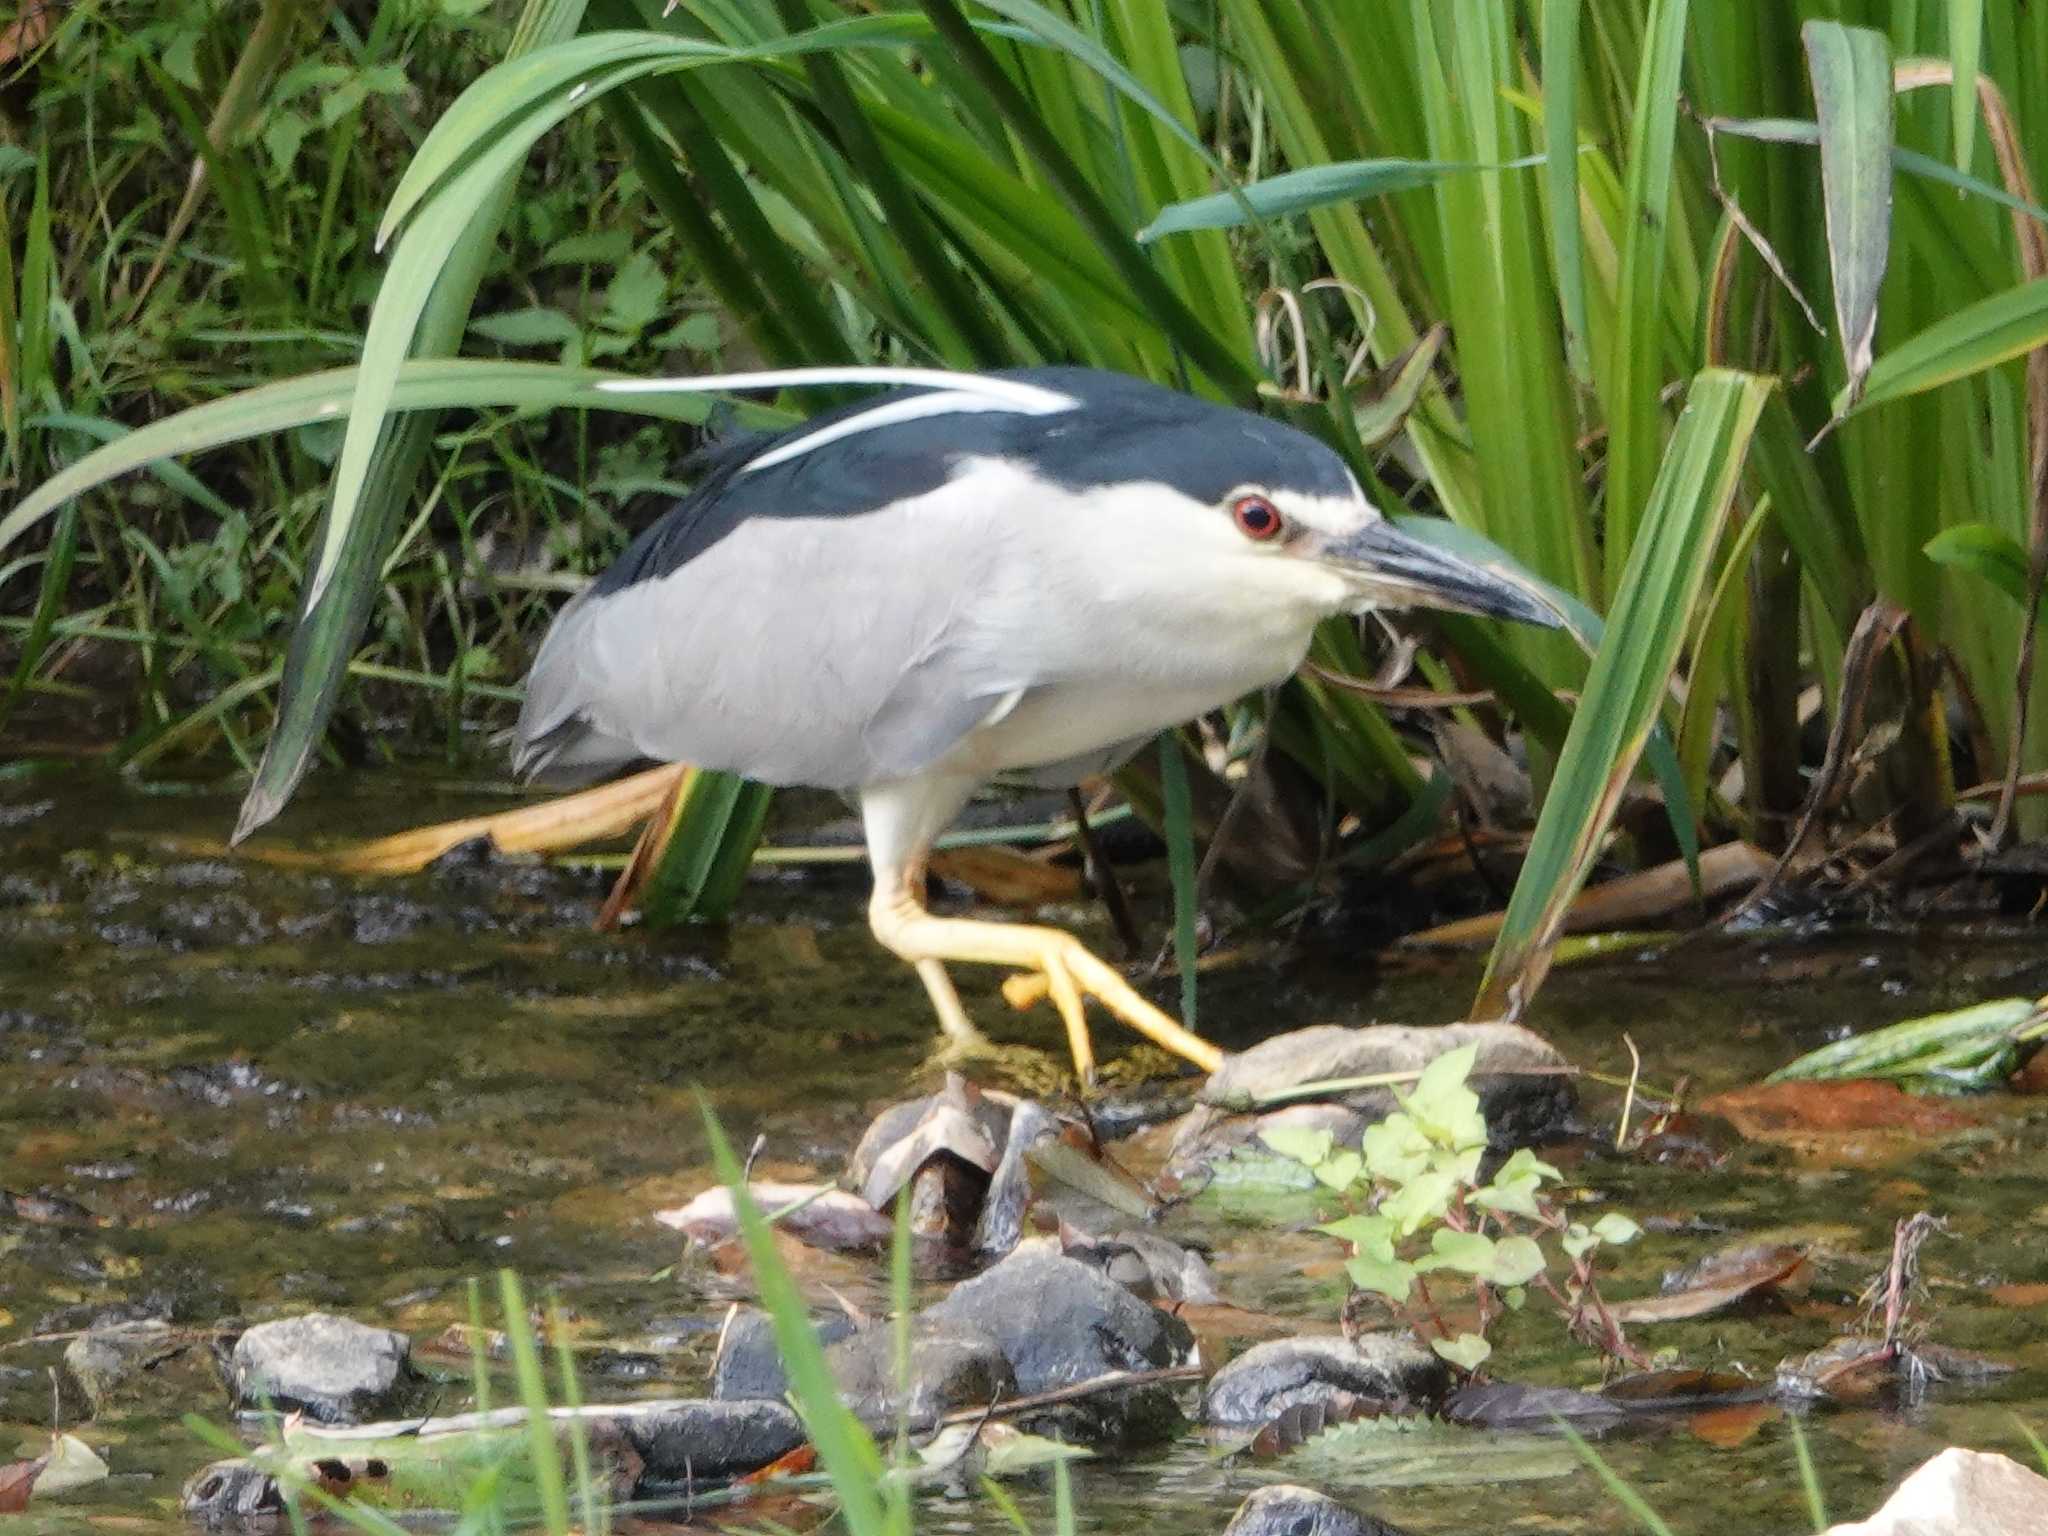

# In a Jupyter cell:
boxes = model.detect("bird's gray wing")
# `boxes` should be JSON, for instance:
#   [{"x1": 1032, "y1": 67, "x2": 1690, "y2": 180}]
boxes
[{"x1": 513, "y1": 470, "x2": 1029, "y2": 790}]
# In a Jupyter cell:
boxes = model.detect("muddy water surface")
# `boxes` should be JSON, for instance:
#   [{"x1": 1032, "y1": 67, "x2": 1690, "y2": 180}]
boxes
[{"x1": 4, "y1": 768, "x2": 2047, "y2": 1534}]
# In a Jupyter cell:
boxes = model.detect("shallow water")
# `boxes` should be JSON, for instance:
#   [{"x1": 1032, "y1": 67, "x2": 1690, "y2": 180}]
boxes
[{"x1": 3, "y1": 767, "x2": 2047, "y2": 1534}]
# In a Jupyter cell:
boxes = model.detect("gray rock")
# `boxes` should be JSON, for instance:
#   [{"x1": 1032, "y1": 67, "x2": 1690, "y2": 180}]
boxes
[
  {"x1": 926, "y1": 1245, "x2": 1195, "y2": 1445},
  {"x1": 230, "y1": 1313, "x2": 418, "y2": 1424},
  {"x1": 709, "y1": 1306, "x2": 1011, "y2": 1427},
  {"x1": 64, "y1": 1320, "x2": 226, "y2": 1415},
  {"x1": 1065, "y1": 1229, "x2": 1221, "y2": 1303},
  {"x1": 1174, "y1": 1023, "x2": 1576, "y2": 1183},
  {"x1": 824, "y1": 1320, "x2": 1015, "y2": 1427},
  {"x1": 709, "y1": 1305, "x2": 857, "y2": 1402},
  {"x1": 1822, "y1": 1447, "x2": 2048, "y2": 1536},
  {"x1": 1222, "y1": 1484, "x2": 1414, "y2": 1536},
  {"x1": 1202, "y1": 1334, "x2": 1450, "y2": 1427},
  {"x1": 622, "y1": 1398, "x2": 804, "y2": 1484}
]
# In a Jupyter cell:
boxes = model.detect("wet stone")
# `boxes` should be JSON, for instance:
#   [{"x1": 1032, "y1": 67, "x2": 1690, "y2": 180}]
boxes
[
  {"x1": 1201, "y1": 1334, "x2": 1450, "y2": 1427},
  {"x1": 1822, "y1": 1447, "x2": 2048, "y2": 1536},
  {"x1": 1222, "y1": 1484, "x2": 1415, "y2": 1536},
  {"x1": 709, "y1": 1305, "x2": 858, "y2": 1402},
  {"x1": 623, "y1": 1398, "x2": 804, "y2": 1484},
  {"x1": 925, "y1": 1245, "x2": 1195, "y2": 1445},
  {"x1": 824, "y1": 1320, "x2": 1016, "y2": 1427},
  {"x1": 64, "y1": 1320, "x2": 227, "y2": 1416},
  {"x1": 230, "y1": 1312, "x2": 420, "y2": 1424},
  {"x1": 1063, "y1": 1228, "x2": 1221, "y2": 1303},
  {"x1": 1172, "y1": 1023, "x2": 1577, "y2": 1182}
]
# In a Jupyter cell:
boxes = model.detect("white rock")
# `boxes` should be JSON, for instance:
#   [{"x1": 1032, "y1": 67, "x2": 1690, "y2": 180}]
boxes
[{"x1": 1822, "y1": 1448, "x2": 2048, "y2": 1536}]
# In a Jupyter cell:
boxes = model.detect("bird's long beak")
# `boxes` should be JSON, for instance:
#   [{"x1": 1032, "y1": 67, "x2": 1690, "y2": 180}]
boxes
[{"x1": 1321, "y1": 520, "x2": 1563, "y2": 628}]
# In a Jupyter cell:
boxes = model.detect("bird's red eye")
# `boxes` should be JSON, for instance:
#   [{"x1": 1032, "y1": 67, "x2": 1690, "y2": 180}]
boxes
[{"x1": 1232, "y1": 494, "x2": 1284, "y2": 541}]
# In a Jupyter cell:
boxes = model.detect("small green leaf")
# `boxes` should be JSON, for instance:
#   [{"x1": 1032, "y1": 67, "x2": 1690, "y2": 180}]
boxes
[
  {"x1": 653, "y1": 312, "x2": 722, "y2": 351},
  {"x1": 1925, "y1": 523, "x2": 2048, "y2": 621},
  {"x1": 1346, "y1": 1253, "x2": 1416, "y2": 1304},
  {"x1": 1314, "y1": 1149, "x2": 1364, "y2": 1192},
  {"x1": 1487, "y1": 1234, "x2": 1547, "y2": 1286},
  {"x1": 602, "y1": 250, "x2": 668, "y2": 336},
  {"x1": 1318, "y1": 1213, "x2": 1396, "y2": 1258},
  {"x1": 1470, "y1": 1179, "x2": 1544, "y2": 1220},
  {"x1": 1590, "y1": 1213, "x2": 1643, "y2": 1246},
  {"x1": 1504, "y1": 1286, "x2": 1528, "y2": 1312},
  {"x1": 1406, "y1": 1044, "x2": 1481, "y2": 1123},
  {"x1": 470, "y1": 307, "x2": 584, "y2": 346},
  {"x1": 1561, "y1": 1222, "x2": 1598, "y2": 1259},
  {"x1": 1362, "y1": 1113, "x2": 1433, "y2": 1184},
  {"x1": 1380, "y1": 1169, "x2": 1461, "y2": 1237},
  {"x1": 1493, "y1": 1148, "x2": 1565, "y2": 1186},
  {"x1": 1419, "y1": 1228, "x2": 1497, "y2": 1276},
  {"x1": 1259, "y1": 1125, "x2": 1336, "y2": 1169},
  {"x1": 1431, "y1": 1333, "x2": 1493, "y2": 1372},
  {"x1": 543, "y1": 229, "x2": 634, "y2": 265}
]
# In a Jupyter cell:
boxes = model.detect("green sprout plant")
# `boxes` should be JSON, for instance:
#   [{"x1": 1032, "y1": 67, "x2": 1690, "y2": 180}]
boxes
[{"x1": 1260, "y1": 1045, "x2": 1644, "y2": 1373}]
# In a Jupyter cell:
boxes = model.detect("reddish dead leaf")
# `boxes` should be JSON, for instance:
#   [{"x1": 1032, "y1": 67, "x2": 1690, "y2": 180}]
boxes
[
  {"x1": 928, "y1": 846, "x2": 1081, "y2": 904},
  {"x1": 1245, "y1": 1392, "x2": 1391, "y2": 1457},
  {"x1": 0, "y1": 1457, "x2": 48, "y2": 1513},
  {"x1": 1688, "y1": 1402, "x2": 1773, "y2": 1449},
  {"x1": 1610, "y1": 1243, "x2": 1809, "y2": 1324},
  {"x1": 1169, "y1": 1302, "x2": 1295, "y2": 1363},
  {"x1": 1991, "y1": 1282, "x2": 2048, "y2": 1308},
  {"x1": 1602, "y1": 1368, "x2": 1758, "y2": 1405},
  {"x1": 0, "y1": 0, "x2": 54, "y2": 67},
  {"x1": 1701, "y1": 1080, "x2": 1990, "y2": 1164},
  {"x1": 1446, "y1": 1381, "x2": 1624, "y2": 1431},
  {"x1": 738, "y1": 1443, "x2": 817, "y2": 1484}
]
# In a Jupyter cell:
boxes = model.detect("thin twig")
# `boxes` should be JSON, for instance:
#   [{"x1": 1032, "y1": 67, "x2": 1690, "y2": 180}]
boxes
[
  {"x1": 1067, "y1": 787, "x2": 1142, "y2": 960},
  {"x1": 1614, "y1": 1034, "x2": 1642, "y2": 1152},
  {"x1": 933, "y1": 1365, "x2": 1205, "y2": 1425}
]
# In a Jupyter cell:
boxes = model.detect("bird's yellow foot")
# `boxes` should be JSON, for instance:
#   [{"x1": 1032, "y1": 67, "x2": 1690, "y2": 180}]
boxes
[{"x1": 870, "y1": 885, "x2": 1222, "y2": 1085}]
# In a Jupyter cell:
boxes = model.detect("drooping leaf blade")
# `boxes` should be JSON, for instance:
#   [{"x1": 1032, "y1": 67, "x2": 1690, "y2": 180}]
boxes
[
  {"x1": 1804, "y1": 20, "x2": 1895, "y2": 407},
  {"x1": 1136, "y1": 154, "x2": 1544, "y2": 242}
]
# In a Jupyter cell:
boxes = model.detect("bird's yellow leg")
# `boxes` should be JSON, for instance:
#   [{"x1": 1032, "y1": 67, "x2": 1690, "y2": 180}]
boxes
[
  {"x1": 868, "y1": 880, "x2": 1223, "y2": 1078},
  {"x1": 912, "y1": 958, "x2": 991, "y2": 1051}
]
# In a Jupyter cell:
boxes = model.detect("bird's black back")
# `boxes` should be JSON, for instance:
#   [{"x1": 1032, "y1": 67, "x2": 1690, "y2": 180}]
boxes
[{"x1": 591, "y1": 367, "x2": 1353, "y2": 597}]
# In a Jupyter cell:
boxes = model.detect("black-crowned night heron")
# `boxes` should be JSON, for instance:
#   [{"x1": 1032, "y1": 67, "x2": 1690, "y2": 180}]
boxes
[{"x1": 513, "y1": 366, "x2": 1558, "y2": 1079}]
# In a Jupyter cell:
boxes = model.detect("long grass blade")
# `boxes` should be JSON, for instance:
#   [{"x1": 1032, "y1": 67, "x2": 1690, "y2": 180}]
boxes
[
  {"x1": 1600, "y1": 0, "x2": 1691, "y2": 597},
  {"x1": 1842, "y1": 272, "x2": 2048, "y2": 414},
  {"x1": 1951, "y1": 0, "x2": 1984, "y2": 175},
  {"x1": 1542, "y1": 0, "x2": 1591, "y2": 384},
  {"x1": 1804, "y1": 21, "x2": 1896, "y2": 410},
  {"x1": 699, "y1": 1101, "x2": 895, "y2": 1536},
  {"x1": 0, "y1": 502, "x2": 78, "y2": 729},
  {"x1": 1478, "y1": 369, "x2": 1772, "y2": 1020},
  {"x1": 498, "y1": 1272, "x2": 572, "y2": 1535}
]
